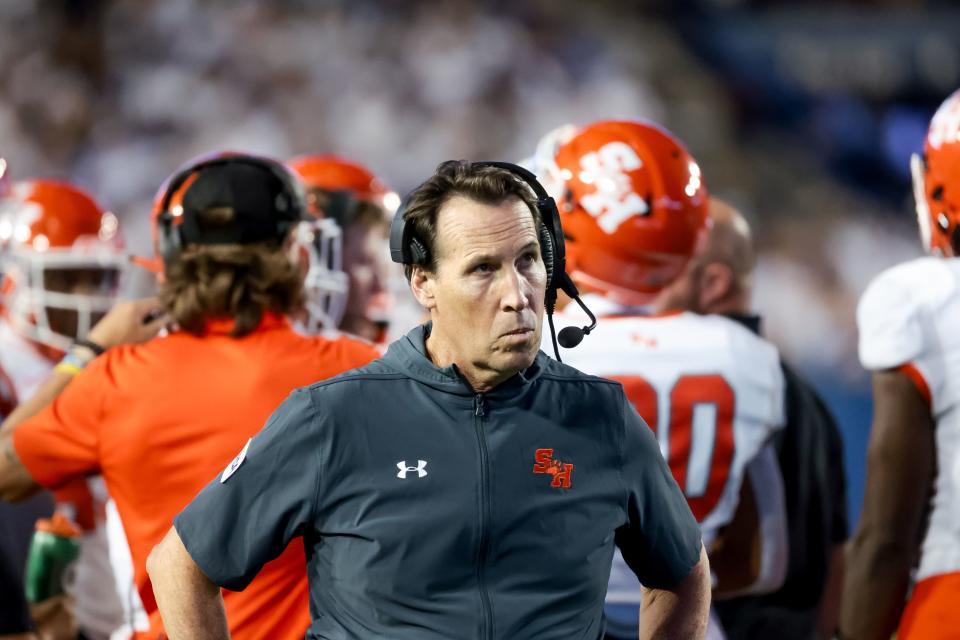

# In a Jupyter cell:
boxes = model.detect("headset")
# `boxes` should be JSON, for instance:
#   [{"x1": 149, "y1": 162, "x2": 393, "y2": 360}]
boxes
[
  {"x1": 156, "y1": 155, "x2": 307, "y2": 267},
  {"x1": 389, "y1": 160, "x2": 597, "y2": 362}
]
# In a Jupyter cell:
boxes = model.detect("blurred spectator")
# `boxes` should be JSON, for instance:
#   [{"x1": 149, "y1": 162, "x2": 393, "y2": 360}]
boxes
[{"x1": 0, "y1": 0, "x2": 935, "y2": 375}]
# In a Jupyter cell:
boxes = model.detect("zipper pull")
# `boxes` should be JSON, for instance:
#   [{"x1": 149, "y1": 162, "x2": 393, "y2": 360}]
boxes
[{"x1": 474, "y1": 394, "x2": 485, "y2": 417}]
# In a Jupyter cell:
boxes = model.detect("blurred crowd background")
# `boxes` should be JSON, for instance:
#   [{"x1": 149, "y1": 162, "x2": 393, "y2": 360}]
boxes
[{"x1": 3, "y1": 0, "x2": 959, "y2": 525}]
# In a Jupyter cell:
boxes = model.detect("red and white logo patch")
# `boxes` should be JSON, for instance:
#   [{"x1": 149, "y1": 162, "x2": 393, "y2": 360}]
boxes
[
  {"x1": 577, "y1": 142, "x2": 649, "y2": 234},
  {"x1": 532, "y1": 448, "x2": 574, "y2": 489}
]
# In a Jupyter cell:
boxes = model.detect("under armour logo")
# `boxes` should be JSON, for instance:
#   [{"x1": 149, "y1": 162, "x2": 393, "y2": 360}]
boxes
[{"x1": 397, "y1": 460, "x2": 428, "y2": 479}]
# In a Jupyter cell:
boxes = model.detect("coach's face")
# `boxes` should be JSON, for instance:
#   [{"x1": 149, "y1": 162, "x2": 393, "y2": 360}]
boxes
[{"x1": 413, "y1": 196, "x2": 547, "y2": 390}]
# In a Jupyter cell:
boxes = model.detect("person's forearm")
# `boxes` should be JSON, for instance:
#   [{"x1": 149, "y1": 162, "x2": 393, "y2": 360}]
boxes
[
  {"x1": 640, "y1": 545, "x2": 711, "y2": 640},
  {"x1": 153, "y1": 580, "x2": 228, "y2": 640},
  {"x1": 839, "y1": 370, "x2": 933, "y2": 640},
  {"x1": 148, "y1": 528, "x2": 229, "y2": 640},
  {"x1": 839, "y1": 532, "x2": 910, "y2": 640},
  {"x1": 0, "y1": 429, "x2": 41, "y2": 502}
]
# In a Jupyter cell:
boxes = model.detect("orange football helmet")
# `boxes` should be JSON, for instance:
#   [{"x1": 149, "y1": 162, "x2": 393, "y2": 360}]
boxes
[
  {"x1": 912, "y1": 88, "x2": 960, "y2": 256},
  {"x1": 553, "y1": 119, "x2": 710, "y2": 305},
  {"x1": 0, "y1": 180, "x2": 126, "y2": 352},
  {"x1": 288, "y1": 154, "x2": 399, "y2": 218},
  {"x1": 288, "y1": 154, "x2": 397, "y2": 337}
]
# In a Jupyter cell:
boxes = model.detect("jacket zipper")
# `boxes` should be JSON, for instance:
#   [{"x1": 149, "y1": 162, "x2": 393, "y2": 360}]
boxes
[{"x1": 474, "y1": 393, "x2": 493, "y2": 640}]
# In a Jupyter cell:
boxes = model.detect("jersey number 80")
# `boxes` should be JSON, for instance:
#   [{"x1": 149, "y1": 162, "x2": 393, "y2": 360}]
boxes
[{"x1": 613, "y1": 374, "x2": 735, "y2": 522}]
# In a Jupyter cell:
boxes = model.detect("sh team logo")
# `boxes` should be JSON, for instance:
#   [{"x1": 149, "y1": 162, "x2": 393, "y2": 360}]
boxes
[
  {"x1": 577, "y1": 142, "x2": 649, "y2": 234},
  {"x1": 532, "y1": 448, "x2": 574, "y2": 489}
]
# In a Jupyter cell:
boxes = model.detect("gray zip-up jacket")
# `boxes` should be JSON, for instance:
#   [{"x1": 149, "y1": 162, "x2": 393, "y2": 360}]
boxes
[{"x1": 175, "y1": 324, "x2": 701, "y2": 639}]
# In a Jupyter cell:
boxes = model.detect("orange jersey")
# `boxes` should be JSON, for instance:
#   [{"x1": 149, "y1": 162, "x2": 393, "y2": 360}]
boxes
[{"x1": 13, "y1": 314, "x2": 379, "y2": 640}]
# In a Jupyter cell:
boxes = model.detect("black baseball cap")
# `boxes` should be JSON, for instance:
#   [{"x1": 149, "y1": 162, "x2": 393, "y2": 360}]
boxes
[{"x1": 175, "y1": 159, "x2": 306, "y2": 246}]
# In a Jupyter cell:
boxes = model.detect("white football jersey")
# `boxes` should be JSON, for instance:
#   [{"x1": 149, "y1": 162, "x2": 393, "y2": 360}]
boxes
[
  {"x1": 546, "y1": 295, "x2": 786, "y2": 603},
  {"x1": 0, "y1": 316, "x2": 55, "y2": 402},
  {"x1": 858, "y1": 256, "x2": 960, "y2": 581}
]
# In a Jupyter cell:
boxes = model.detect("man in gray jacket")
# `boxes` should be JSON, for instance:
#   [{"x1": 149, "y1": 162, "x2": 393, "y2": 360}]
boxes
[{"x1": 147, "y1": 160, "x2": 711, "y2": 639}]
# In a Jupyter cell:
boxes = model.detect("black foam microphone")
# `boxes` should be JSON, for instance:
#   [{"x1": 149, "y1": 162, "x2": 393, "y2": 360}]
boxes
[{"x1": 556, "y1": 294, "x2": 598, "y2": 349}]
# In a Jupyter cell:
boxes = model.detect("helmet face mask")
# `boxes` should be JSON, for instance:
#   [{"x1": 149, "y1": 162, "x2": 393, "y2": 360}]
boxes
[
  {"x1": 0, "y1": 181, "x2": 126, "y2": 353},
  {"x1": 3, "y1": 249, "x2": 126, "y2": 351},
  {"x1": 0, "y1": 180, "x2": 128, "y2": 351},
  {"x1": 291, "y1": 218, "x2": 349, "y2": 334},
  {"x1": 289, "y1": 154, "x2": 397, "y2": 338}
]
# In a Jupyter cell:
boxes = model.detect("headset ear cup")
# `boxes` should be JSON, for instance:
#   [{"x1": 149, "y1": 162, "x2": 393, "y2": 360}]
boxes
[
  {"x1": 539, "y1": 223, "x2": 555, "y2": 290},
  {"x1": 410, "y1": 237, "x2": 429, "y2": 266}
]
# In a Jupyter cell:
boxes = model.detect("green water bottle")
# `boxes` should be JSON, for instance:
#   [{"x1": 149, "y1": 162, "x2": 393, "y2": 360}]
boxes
[{"x1": 24, "y1": 511, "x2": 81, "y2": 603}]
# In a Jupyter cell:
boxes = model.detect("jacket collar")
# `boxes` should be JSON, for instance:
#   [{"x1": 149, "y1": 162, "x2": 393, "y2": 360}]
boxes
[{"x1": 384, "y1": 322, "x2": 545, "y2": 398}]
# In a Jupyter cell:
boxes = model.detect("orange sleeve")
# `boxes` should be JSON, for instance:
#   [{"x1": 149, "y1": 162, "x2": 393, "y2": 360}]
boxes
[{"x1": 12, "y1": 355, "x2": 111, "y2": 489}]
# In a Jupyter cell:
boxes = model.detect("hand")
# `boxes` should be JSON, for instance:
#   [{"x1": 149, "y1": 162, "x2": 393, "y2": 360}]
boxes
[
  {"x1": 87, "y1": 298, "x2": 167, "y2": 350},
  {"x1": 30, "y1": 594, "x2": 77, "y2": 640}
]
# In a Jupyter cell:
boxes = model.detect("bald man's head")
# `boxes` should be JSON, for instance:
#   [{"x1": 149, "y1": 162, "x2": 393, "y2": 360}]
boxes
[
  {"x1": 653, "y1": 197, "x2": 755, "y2": 315},
  {"x1": 704, "y1": 197, "x2": 755, "y2": 287}
]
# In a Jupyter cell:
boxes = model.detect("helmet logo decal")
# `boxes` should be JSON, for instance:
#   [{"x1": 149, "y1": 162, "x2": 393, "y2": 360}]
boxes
[{"x1": 577, "y1": 142, "x2": 649, "y2": 234}]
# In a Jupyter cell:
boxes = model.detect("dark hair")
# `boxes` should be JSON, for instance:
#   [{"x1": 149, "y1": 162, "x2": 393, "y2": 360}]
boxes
[
  {"x1": 158, "y1": 207, "x2": 303, "y2": 337},
  {"x1": 309, "y1": 188, "x2": 389, "y2": 230},
  {"x1": 400, "y1": 160, "x2": 541, "y2": 280}
]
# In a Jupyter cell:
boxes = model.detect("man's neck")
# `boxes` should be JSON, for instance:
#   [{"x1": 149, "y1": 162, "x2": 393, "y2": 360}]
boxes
[
  {"x1": 700, "y1": 285, "x2": 752, "y2": 317},
  {"x1": 424, "y1": 330, "x2": 511, "y2": 394}
]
